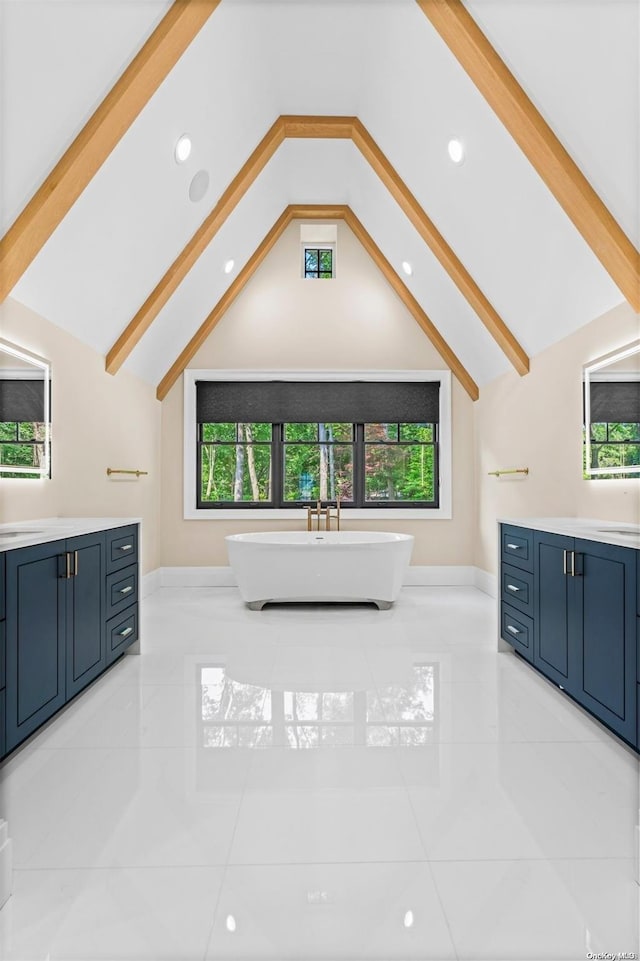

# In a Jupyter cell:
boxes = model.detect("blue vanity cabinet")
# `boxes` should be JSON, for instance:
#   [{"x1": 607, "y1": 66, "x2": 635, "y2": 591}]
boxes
[
  {"x1": 5, "y1": 541, "x2": 67, "y2": 753},
  {"x1": 2, "y1": 523, "x2": 139, "y2": 759},
  {"x1": 65, "y1": 533, "x2": 106, "y2": 700},
  {"x1": 0, "y1": 553, "x2": 5, "y2": 758},
  {"x1": 573, "y1": 538, "x2": 636, "y2": 745},
  {"x1": 501, "y1": 522, "x2": 639, "y2": 750},
  {"x1": 533, "y1": 531, "x2": 579, "y2": 695}
]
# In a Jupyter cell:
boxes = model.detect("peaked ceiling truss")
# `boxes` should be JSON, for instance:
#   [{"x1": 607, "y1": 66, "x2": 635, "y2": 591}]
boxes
[
  {"x1": 155, "y1": 204, "x2": 479, "y2": 402},
  {"x1": 107, "y1": 115, "x2": 529, "y2": 378},
  {"x1": 417, "y1": 0, "x2": 640, "y2": 311},
  {"x1": 0, "y1": 0, "x2": 220, "y2": 302}
]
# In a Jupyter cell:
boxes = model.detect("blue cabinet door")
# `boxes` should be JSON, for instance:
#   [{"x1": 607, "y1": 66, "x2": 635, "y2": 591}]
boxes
[
  {"x1": 65, "y1": 533, "x2": 106, "y2": 699},
  {"x1": 573, "y1": 539, "x2": 636, "y2": 744},
  {"x1": 5, "y1": 541, "x2": 66, "y2": 752},
  {"x1": 533, "y1": 532, "x2": 578, "y2": 693}
]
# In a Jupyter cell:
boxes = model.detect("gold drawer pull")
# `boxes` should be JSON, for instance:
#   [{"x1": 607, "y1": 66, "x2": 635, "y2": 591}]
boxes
[
  {"x1": 506, "y1": 543, "x2": 521, "y2": 550},
  {"x1": 506, "y1": 624, "x2": 521, "y2": 635},
  {"x1": 507, "y1": 584, "x2": 521, "y2": 592},
  {"x1": 118, "y1": 626, "x2": 134, "y2": 638},
  {"x1": 118, "y1": 544, "x2": 133, "y2": 552},
  {"x1": 119, "y1": 585, "x2": 133, "y2": 595}
]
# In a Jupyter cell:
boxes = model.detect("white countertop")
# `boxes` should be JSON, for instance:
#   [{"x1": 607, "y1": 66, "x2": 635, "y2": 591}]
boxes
[
  {"x1": 501, "y1": 517, "x2": 640, "y2": 550},
  {"x1": 0, "y1": 518, "x2": 141, "y2": 553}
]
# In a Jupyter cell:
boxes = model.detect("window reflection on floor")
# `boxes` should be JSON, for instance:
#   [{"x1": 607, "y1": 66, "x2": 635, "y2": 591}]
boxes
[{"x1": 199, "y1": 665, "x2": 436, "y2": 749}]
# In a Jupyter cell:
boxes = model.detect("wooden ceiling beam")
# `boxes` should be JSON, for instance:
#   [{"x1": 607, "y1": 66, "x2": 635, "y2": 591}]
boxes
[
  {"x1": 156, "y1": 206, "x2": 295, "y2": 401},
  {"x1": 116, "y1": 114, "x2": 527, "y2": 379},
  {"x1": 107, "y1": 116, "x2": 286, "y2": 374},
  {"x1": 350, "y1": 118, "x2": 529, "y2": 375},
  {"x1": 0, "y1": 0, "x2": 221, "y2": 303},
  {"x1": 343, "y1": 208, "x2": 479, "y2": 400},
  {"x1": 156, "y1": 204, "x2": 478, "y2": 402},
  {"x1": 417, "y1": 0, "x2": 640, "y2": 311}
]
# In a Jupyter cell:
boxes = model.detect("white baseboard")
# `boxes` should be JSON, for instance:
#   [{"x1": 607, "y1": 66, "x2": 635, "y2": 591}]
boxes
[
  {"x1": 140, "y1": 569, "x2": 161, "y2": 597},
  {"x1": 474, "y1": 568, "x2": 497, "y2": 598},
  {"x1": 154, "y1": 565, "x2": 492, "y2": 590},
  {"x1": 0, "y1": 821, "x2": 12, "y2": 911}
]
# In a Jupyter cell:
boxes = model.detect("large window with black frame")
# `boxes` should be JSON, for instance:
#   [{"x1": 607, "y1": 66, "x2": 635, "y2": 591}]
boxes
[{"x1": 196, "y1": 380, "x2": 440, "y2": 509}]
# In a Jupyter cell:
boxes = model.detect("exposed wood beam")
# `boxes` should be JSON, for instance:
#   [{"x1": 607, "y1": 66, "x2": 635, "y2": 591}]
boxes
[
  {"x1": 107, "y1": 116, "x2": 286, "y2": 373},
  {"x1": 417, "y1": 0, "x2": 640, "y2": 311},
  {"x1": 156, "y1": 206, "x2": 295, "y2": 401},
  {"x1": 113, "y1": 115, "x2": 527, "y2": 378},
  {"x1": 0, "y1": 0, "x2": 220, "y2": 303},
  {"x1": 156, "y1": 204, "x2": 478, "y2": 402},
  {"x1": 349, "y1": 119, "x2": 529, "y2": 375},
  {"x1": 343, "y1": 208, "x2": 479, "y2": 400}
]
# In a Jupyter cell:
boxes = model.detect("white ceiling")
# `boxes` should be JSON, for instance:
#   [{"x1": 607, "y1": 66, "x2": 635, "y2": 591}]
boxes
[{"x1": 2, "y1": 0, "x2": 638, "y2": 391}]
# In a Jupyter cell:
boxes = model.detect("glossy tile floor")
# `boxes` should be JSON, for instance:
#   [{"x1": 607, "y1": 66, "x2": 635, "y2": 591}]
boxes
[{"x1": 0, "y1": 586, "x2": 638, "y2": 960}]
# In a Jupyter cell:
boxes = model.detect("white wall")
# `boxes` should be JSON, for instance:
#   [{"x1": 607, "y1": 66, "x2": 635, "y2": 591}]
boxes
[
  {"x1": 474, "y1": 301, "x2": 640, "y2": 576},
  {"x1": 160, "y1": 219, "x2": 476, "y2": 567},
  {"x1": 0, "y1": 298, "x2": 162, "y2": 573}
]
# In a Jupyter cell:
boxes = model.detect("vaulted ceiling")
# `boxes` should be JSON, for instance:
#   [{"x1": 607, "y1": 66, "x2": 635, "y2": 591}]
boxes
[{"x1": 1, "y1": 0, "x2": 638, "y2": 398}]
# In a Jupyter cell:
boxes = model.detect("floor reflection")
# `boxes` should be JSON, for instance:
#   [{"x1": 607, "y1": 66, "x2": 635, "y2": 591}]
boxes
[{"x1": 198, "y1": 663, "x2": 437, "y2": 750}]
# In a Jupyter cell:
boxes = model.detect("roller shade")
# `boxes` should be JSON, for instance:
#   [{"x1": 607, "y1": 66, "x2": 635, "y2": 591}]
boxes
[
  {"x1": 196, "y1": 381, "x2": 440, "y2": 424},
  {"x1": 0, "y1": 379, "x2": 45, "y2": 422},
  {"x1": 589, "y1": 381, "x2": 640, "y2": 423}
]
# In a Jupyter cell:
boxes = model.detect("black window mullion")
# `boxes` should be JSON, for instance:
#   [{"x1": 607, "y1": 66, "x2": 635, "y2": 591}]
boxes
[
  {"x1": 273, "y1": 423, "x2": 284, "y2": 507},
  {"x1": 353, "y1": 424, "x2": 365, "y2": 508}
]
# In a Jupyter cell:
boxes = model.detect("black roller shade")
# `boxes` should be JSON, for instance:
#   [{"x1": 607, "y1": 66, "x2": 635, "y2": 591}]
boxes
[
  {"x1": 0, "y1": 379, "x2": 45, "y2": 422},
  {"x1": 589, "y1": 381, "x2": 640, "y2": 424},
  {"x1": 196, "y1": 381, "x2": 440, "y2": 424}
]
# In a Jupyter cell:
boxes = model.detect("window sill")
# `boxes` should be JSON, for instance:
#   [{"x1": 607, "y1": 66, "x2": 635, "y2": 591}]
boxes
[{"x1": 184, "y1": 507, "x2": 452, "y2": 521}]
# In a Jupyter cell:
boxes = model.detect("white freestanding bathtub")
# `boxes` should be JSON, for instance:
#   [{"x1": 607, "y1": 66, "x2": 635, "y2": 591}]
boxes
[{"x1": 225, "y1": 530, "x2": 414, "y2": 610}]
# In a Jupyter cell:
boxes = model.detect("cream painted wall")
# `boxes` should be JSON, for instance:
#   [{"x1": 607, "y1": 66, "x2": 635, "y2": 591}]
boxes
[
  {"x1": 160, "y1": 220, "x2": 476, "y2": 567},
  {"x1": 475, "y1": 301, "x2": 640, "y2": 576},
  {"x1": 0, "y1": 298, "x2": 162, "y2": 573}
]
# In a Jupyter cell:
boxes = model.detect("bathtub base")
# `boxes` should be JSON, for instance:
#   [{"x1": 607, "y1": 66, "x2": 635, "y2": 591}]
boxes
[{"x1": 247, "y1": 597, "x2": 393, "y2": 611}]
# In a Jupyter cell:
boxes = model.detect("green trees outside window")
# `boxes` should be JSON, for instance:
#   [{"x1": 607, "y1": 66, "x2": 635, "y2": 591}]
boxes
[
  {"x1": 304, "y1": 247, "x2": 333, "y2": 279},
  {"x1": 0, "y1": 421, "x2": 48, "y2": 478},
  {"x1": 585, "y1": 421, "x2": 640, "y2": 478},
  {"x1": 197, "y1": 420, "x2": 438, "y2": 508}
]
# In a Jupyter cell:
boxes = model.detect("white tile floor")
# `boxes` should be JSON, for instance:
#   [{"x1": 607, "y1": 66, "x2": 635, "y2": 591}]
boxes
[{"x1": 0, "y1": 586, "x2": 638, "y2": 960}]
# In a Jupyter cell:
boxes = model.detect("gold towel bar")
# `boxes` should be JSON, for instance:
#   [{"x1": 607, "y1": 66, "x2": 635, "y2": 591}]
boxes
[
  {"x1": 488, "y1": 468, "x2": 529, "y2": 478},
  {"x1": 106, "y1": 468, "x2": 149, "y2": 478}
]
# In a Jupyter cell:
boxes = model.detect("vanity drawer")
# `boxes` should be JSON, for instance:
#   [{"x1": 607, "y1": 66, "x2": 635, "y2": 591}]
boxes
[
  {"x1": 106, "y1": 606, "x2": 138, "y2": 664},
  {"x1": 501, "y1": 604, "x2": 533, "y2": 662},
  {"x1": 106, "y1": 565, "x2": 138, "y2": 617},
  {"x1": 501, "y1": 563, "x2": 533, "y2": 616},
  {"x1": 501, "y1": 525, "x2": 533, "y2": 573},
  {"x1": 0, "y1": 622, "x2": 4, "y2": 690},
  {"x1": 106, "y1": 526, "x2": 138, "y2": 574}
]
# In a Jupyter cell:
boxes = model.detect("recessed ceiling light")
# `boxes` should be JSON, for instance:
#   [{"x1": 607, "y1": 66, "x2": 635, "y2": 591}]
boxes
[
  {"x1": 403, "y1": 910, "x2": 414, "y2": 929},
  {"x1": 447, "y1": 139, "x2": 465, "y2": 164},
  {"x1": 174, "y1": 134, "x2": 192, "y2": 164},
  {"x1": 225, "y1": 915, "x2": 237, "y2": 933},
  {"x1": 401, "y1": 261, "x2": 413, "y2": 276},
  {"x1": 224, "y1": 259, "x2": 235, "y2": 275}
]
